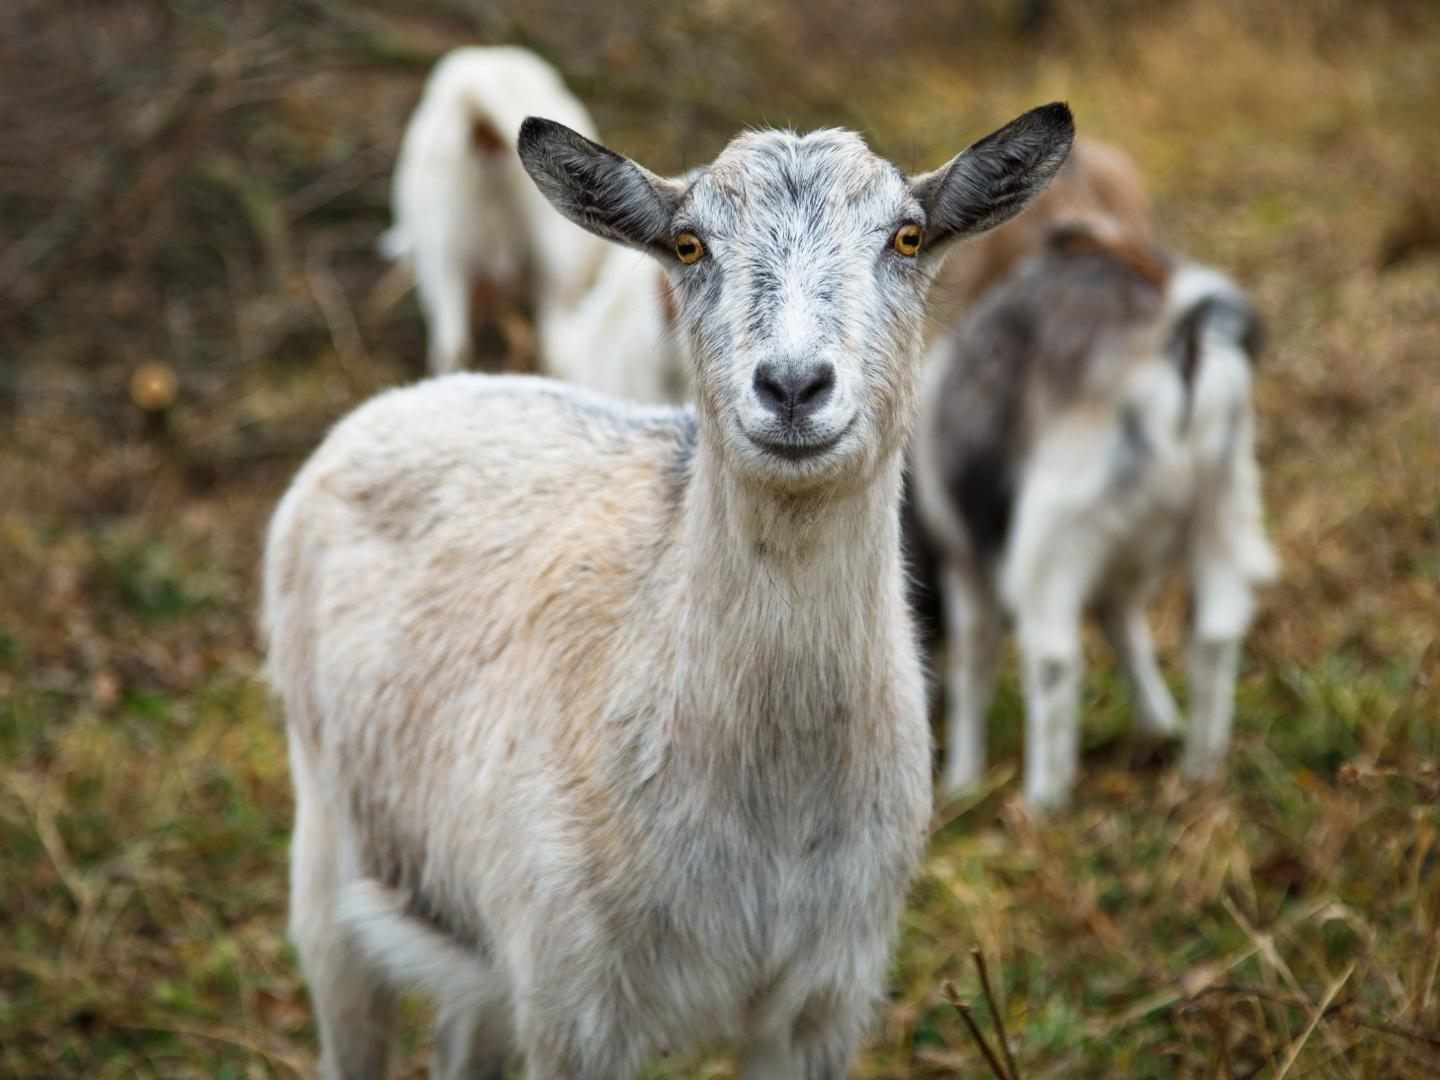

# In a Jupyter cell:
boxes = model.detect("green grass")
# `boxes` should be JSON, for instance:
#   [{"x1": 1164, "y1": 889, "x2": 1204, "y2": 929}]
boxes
[
  {"x1": 3, "y1": 0, "x2": 1439, "y2": 1075},
  {"x1": 3, "y1": 656, "x2": 1435, "y2": 1076}
]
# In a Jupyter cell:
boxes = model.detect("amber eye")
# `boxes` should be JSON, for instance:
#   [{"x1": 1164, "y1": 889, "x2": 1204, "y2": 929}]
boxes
[
  {"x1": 892, "y1": 224, "x2": 923, "y2": 256},
  {"x1": 674, "y1": 232, "x2": 704, "y2": 264}
]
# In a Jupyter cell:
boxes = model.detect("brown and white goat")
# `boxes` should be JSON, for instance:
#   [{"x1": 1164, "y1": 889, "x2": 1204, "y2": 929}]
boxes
[
  {"x1": 905, "y1": 136, "x2": 1156, "y2": 645},
  {"x1": 914, "y1": 228, "x2": 1277, "y2": 807},
  {"x1": 932, "y1": 134, "x2": 1155, "y2": 314}
]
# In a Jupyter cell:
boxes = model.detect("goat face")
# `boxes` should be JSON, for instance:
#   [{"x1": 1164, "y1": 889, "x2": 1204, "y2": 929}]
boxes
[
  {"x1": 674, "y1": 129, "x2": 937, "y2": 492},
  {"x1": 518, "y1": 106, "x2": 1076, "y2": 492}
]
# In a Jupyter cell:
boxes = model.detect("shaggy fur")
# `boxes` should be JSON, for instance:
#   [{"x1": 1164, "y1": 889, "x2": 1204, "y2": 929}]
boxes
[
  {"x1": 914, "y1": 230, "x2": 1278, "y2": 807},
  {"x1": 266, "y1": 104, "x2": 1074, "y2": 1077},
  {"x1": 382, "y1": 46, "x2": 688, "y2": 402}
]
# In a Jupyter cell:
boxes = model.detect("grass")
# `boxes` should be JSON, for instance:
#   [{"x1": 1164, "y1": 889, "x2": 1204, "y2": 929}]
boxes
[{"x1": 2, "y1": 0, "x2": 1438, "y2": 1075}]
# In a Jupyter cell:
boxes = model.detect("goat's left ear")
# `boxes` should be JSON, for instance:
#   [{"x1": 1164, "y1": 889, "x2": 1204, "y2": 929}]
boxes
[
  {"x1": 912, "y1": 102, "x2": 1075, "y2": 253},
  {"x1": 518, "y1": 116, "x2": 683, "y2": 258}
]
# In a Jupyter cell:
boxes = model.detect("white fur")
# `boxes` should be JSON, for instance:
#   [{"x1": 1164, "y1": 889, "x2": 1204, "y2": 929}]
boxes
[
  {"x1": 918, "y1": 263, "x2": 1278, "y2": 807},
  {"x1": 268, "y1": 106, "x2": 1074, "y2": 1076},
  {"x1": 384, "y1": 46, "x2": 686, "y2": 401}
]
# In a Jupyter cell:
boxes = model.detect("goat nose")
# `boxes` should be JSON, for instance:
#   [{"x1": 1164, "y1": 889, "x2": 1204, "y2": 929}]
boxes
[{"x1": 752, "y1": 360, "x2": 835, "y2": 423}]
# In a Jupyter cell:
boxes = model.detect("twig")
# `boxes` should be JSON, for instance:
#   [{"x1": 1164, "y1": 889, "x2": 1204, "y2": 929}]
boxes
[
  {"x1": 1171, "y1": 977, "x2": 1440, "y2": 1078},
  {"x1": 1275, "y1": 961, "x2": 1356, "y2": 1080},
  {"x1": 942, "y1": 981, "x2": 1010, "y2": 1080},
  {"x1": 1179, "y1": 983, "x2": 1440, "y2": 1054},
  {"x1": 973, "y1": 947, "x2": 1021, "y2": 1080},
  {"x1": 114, "y1": 1019, "x2": 308, "y2": 1076},
  {"x1": 5, "y1": 775, "x2": 92, "y2": 914},
  {"x1": 364, "y1": 260, "x2": 415, "y2": 322},
  {"x1": 929, "y1": 766, "x2": 1015, "y2": 834},
  {"x1": 306, "y1": 245, "x2": 370, "y2": 381},
  {"x1": 1095, "y1": 897, "x2": 1336, "y2": 1036},
  {"x1": 283, "y1": 144, "x2": 391, "y2": 222},
  {"x1": 184, "y1": 430, "x2": 327, "y2": 468},
  {"x1": 1222, "y1": 894, "x2": 1349, "y2": 1063},
  {"x1": 1352, "y1": 1015, "x2": 1440, "y2": 1053},
  {"x1": 1209, "y1": 1004, "x2": 1233, "y2": 1080}
]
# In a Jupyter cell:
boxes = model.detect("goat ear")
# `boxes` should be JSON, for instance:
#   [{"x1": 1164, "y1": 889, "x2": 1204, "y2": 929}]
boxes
[
  {"x1": 912, "y1": 102, "x2": 1075, "y2": 252},
  {"x1": 518, "y1": 116, "x2": 682, "y2": 257}
]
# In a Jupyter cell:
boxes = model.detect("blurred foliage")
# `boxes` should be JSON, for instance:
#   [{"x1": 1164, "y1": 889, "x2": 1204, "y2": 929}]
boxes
[{"x1": 2, "y1": 0, "x2": 1439, "y2": 1076}]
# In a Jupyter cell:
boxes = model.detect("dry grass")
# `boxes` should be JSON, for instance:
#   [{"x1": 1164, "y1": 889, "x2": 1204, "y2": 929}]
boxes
[{"x1": 2, "y1": 1, "x2": 1437, "y2": 1076}]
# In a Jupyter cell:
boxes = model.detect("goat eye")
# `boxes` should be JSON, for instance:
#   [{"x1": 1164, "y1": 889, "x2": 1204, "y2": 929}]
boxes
[
  {"x1": 674, "y1": 232, "x2": 704, "y2": 264},
  {"x1": 892, "y1": 224, "x2": 923, "y2": 256}
]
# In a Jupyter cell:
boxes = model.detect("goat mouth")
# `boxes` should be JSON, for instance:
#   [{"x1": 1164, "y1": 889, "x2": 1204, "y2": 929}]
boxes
[{"x1": 746, "y1": 420, "x2": 854, "y2": 462}]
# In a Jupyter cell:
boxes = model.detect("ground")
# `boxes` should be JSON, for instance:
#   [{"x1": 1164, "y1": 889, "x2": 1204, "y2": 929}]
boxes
[{"x1": 1, "y1": 1, "x2": 1438, "y2": 1076}]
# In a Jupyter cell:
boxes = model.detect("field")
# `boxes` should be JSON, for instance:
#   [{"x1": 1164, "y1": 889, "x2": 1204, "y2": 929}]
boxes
[{"x1": 2, "y1": 1, "x2": 1438, "y2": 1076}]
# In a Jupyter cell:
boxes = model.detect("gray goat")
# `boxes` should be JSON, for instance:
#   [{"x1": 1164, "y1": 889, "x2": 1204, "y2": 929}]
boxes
[{"x1": 914, "y1": 228, "x2": 1277, "y2": 808}]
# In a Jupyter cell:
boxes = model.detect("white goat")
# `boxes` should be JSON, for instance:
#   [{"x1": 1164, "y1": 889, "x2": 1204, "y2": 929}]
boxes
[
  {"x1": 915, "y1": 228, "x2": 1278, "y2": 808},
  {"x1": 382, "y1": 46, "x2": 687, "y2": 402},
  {"x1": 266, "y1": 104, "x2": 1075, "y2": 1076}
]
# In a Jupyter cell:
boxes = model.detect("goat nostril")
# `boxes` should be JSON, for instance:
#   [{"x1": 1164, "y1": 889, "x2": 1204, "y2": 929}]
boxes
[
  {"x1": 753, "y1": 360, "x2": 834, "y2": 420},
  {"x1": 753, "y1": 367, "x2": 788, "y2": 411},
  {"x1": 798, "y1": 365, "x2": 835, "y2": 407}
]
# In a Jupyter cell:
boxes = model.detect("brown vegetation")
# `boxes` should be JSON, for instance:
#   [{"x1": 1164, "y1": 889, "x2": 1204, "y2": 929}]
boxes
[{"x1": 2, "y1": 1, "x2": 1437, "y2": 1075}]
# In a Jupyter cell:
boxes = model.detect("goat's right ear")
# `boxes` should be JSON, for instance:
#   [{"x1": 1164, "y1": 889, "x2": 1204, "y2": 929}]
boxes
[
  {"x1": 912, "y1": 102, "x2": 1076, "y2": 253},
  {"x1": 518, "y1": 117, "x2": 683, "y2": 258}
]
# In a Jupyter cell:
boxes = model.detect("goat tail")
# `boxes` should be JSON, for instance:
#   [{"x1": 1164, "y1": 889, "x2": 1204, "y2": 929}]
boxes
[
  {"x1": 337, "y1": 877, "x2": 500, "y2": 1005},
  {"x1": 1165, "y1": 265, "x2": 1264, "y2": 394},
  {"x1": 462, "y1": 94, "x2": 516, "y2": 157}
]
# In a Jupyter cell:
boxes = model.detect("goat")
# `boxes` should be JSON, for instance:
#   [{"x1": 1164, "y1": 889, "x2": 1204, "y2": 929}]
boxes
[
  {"x1": 932, "y1": 134, "x2": 1155, "y2": 315},
  {"x1": 382, "y1": 46, "x2": 687, "y2": 402},
  {"x1": 905, "y1": 136, "x2": 1156, "y2": 650},
  {"x1": 913, "y1": 227, "x2": 1278, "y2": 808},
  {"x1": 265, "y1": 104, "x2": 1075, "y2": 1077}
]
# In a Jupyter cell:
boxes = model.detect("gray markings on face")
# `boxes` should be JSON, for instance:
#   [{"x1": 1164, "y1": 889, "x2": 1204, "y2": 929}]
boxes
[{"x1": 518, "y1": 106, "x2": 1075, "y2": 489}]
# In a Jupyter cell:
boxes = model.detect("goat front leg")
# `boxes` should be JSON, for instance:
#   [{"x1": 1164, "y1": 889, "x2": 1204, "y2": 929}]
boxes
[
  {"x1": 430, "y1": 1000, "x2": 511, "y2": 1080},
  {"x1": 740, "y1": 1032, "x2": 803, "y2": 1080},
  {"x1": 1017, "y1": 604, "x2": 1083, "y2": 809},
  {"x1": 740, "y1": 1006, "x2": 864, "y2": 1080},
  {"x1": 289, "y1": 738, "x2": 397, "y2": 1080},
  {"x1": 1181, "y1": 398, "x2": 1275, "y2": 781},
  {"x1": 516, "y1": 971, "x2": 646, "y2": 1080},
  {"x1": 417, "y1": 257, "x2": 475, "y2": 375},
  {"x1": 740, "y1": 1039, "x2": 852, "y2": 1080},
  {"x1": 940, "y1": 564, "x2": 1003, "y2": 796},
  {"x1": 1182, "y1": 635, "x2": 1240, "y2": 780},
  {"x1": 1098, "y1": 594, "x2": 1181, "y2": 740}
]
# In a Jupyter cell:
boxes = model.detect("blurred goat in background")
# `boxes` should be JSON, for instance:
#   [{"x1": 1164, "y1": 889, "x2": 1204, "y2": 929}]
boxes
[
  {"x1": 913, "y1": 223, "x2": 1278, "y2": 808},
  {"x1": 383, "y1": 46, "x2": 688, "y2": 402},
  {"x1": 904, "y1": 137, "x2": 1156, "y2": 646},
  {"x1": 934, "y1": 134, "x2": 1156, "y2": 314}
]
